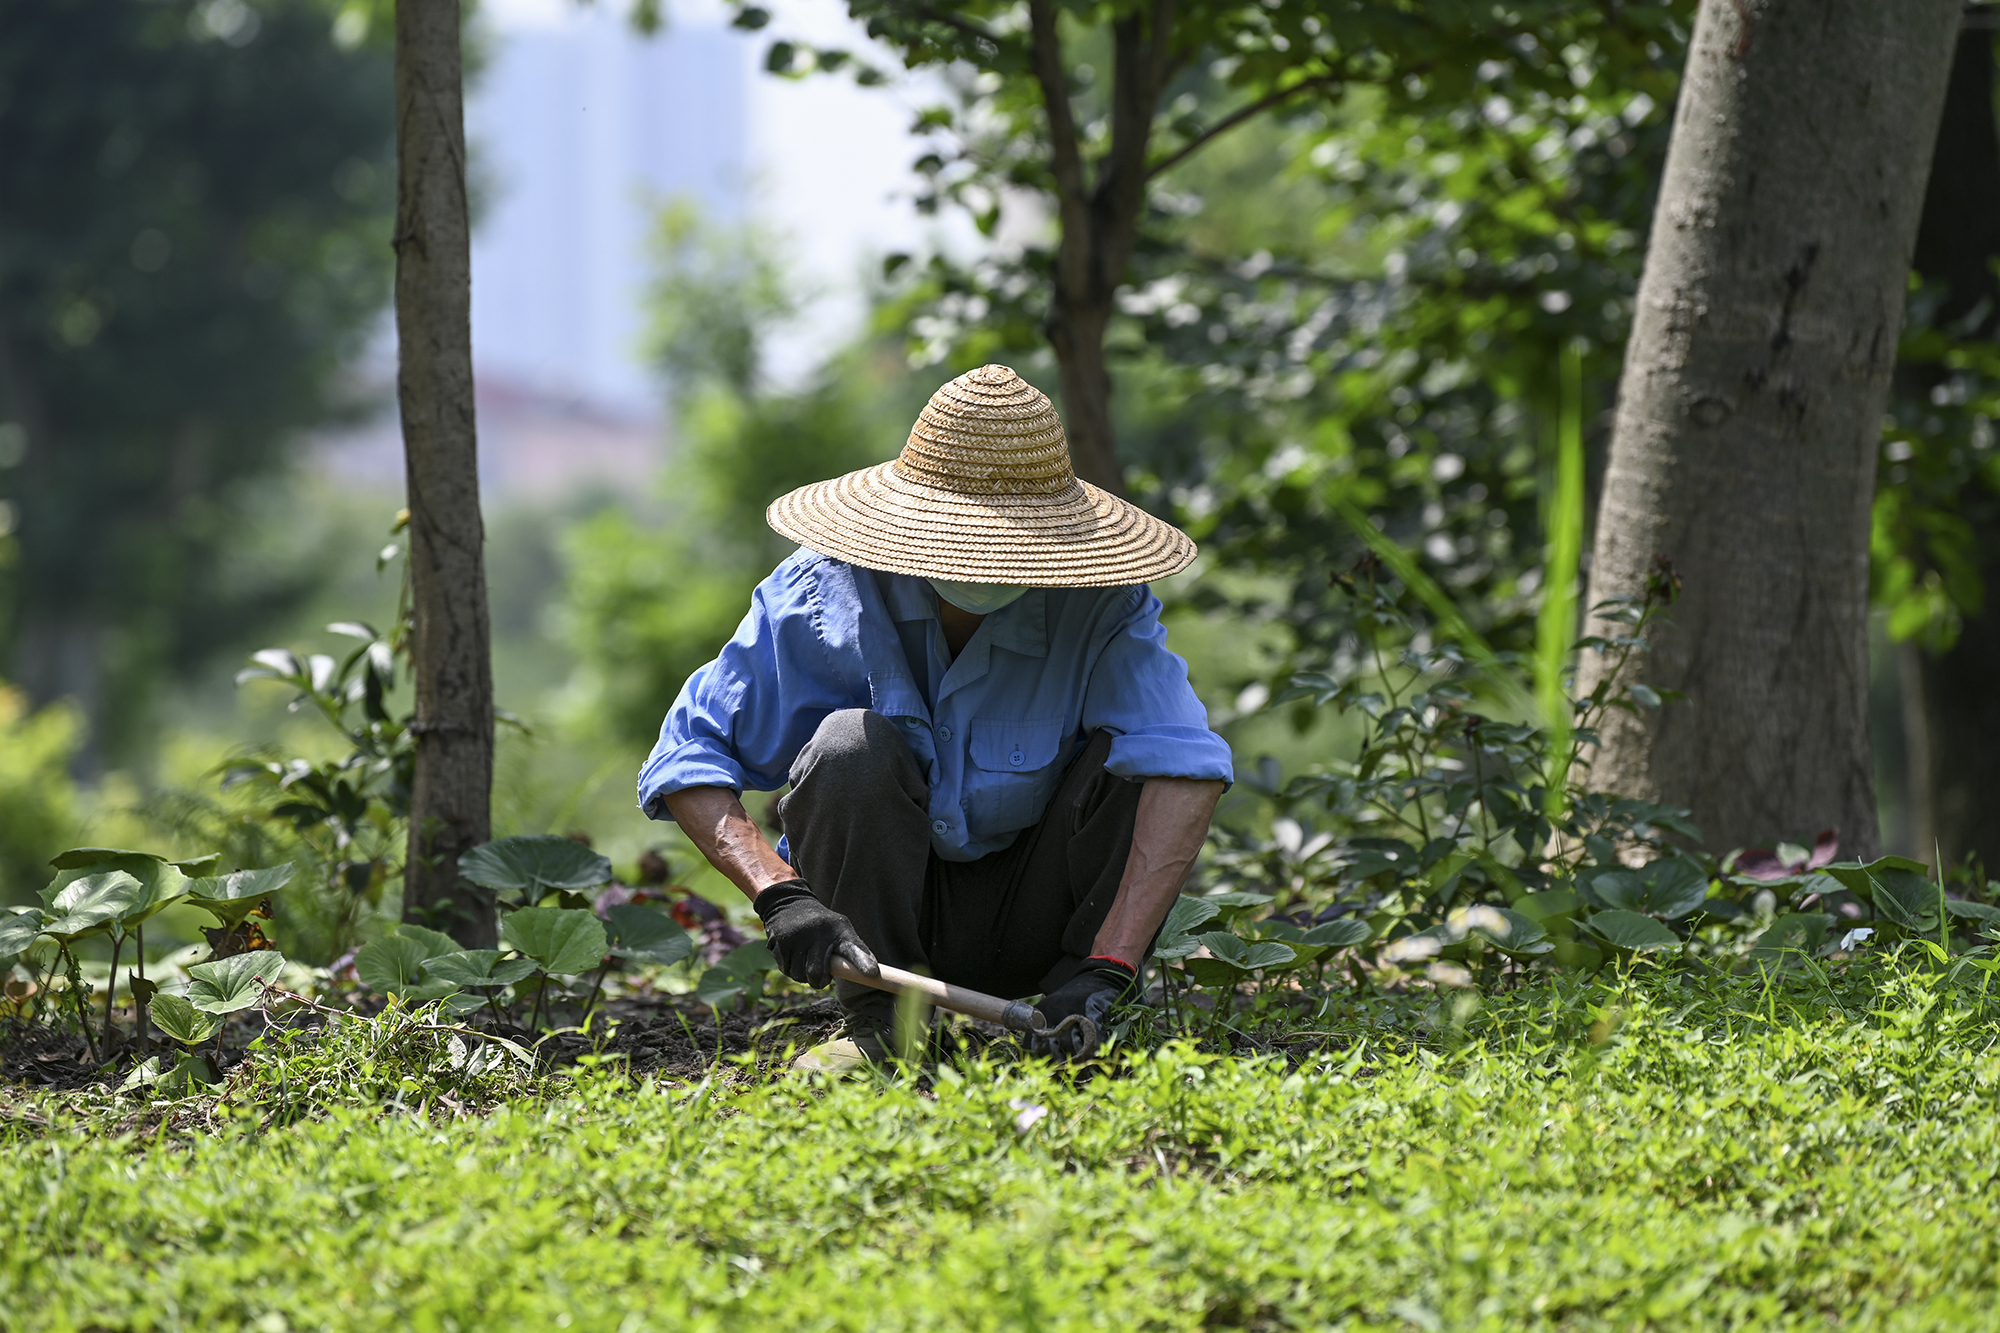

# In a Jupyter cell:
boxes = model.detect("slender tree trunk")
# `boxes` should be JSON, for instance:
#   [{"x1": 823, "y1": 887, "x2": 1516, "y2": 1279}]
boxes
[
  {"x1": 1577, "y1": 0, "x2": 1960, "y2": 858},
  {"x1": 1912, "y1": 24, "x2": 2000, "y2": 873},
  {"x1": 1046, "y1": 302, "x2": 1120, "y2": 491},
  {"x1": 1027, "y1": 0, "x2": 1177, "y2": 495},
  {"x1": 395, "y1": 0, "x2": 495, "y2": 947}
]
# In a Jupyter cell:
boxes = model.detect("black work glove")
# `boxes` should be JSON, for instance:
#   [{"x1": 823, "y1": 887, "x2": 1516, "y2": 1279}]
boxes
[
  {"x1": 753, "y1": 879, "x2": 878, "y2": 989},
  {"x1": 1029, "y1": 956, "x2": 1136, "y2": 1057}
]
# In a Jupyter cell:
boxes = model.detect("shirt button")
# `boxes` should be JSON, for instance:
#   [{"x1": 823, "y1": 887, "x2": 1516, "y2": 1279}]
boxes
[
  {"x1": 936, "y1": 725, "x2": 953, "y2": 742},
  {"x1": 903, "y1": 717, "x2": 920, "y2": 727},
  {"x1": 931, "y1": 819, "x2": 949, "y2": 835},
  {"x1": 1009, "y1": 751, "x2": 1025, "y2": 767}
]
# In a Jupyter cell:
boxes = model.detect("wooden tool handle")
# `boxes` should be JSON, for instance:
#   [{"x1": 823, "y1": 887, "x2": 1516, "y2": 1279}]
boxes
[{"x1": 830, "y1": 956, "x2": 1043, "y2": 1034}]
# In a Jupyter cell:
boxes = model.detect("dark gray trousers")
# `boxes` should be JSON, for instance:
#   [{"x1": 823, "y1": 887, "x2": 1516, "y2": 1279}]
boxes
[{"x1": 774, "y1": 709, "x2": 1143, "y2": 1018}]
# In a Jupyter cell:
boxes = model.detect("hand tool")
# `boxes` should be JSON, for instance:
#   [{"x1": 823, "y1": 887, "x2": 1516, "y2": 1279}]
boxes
[{"x1": 830, "y1": 955, "x2": 1099, "y2": 1057}]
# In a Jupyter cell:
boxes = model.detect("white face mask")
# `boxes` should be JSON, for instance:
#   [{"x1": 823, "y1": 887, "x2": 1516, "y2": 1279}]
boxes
[{"x1": 928, "y1": 578, "x2": 1031, "y2": 615}]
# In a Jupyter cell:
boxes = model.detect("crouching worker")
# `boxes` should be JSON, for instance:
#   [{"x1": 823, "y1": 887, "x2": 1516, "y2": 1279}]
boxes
[{"x1": 637, "y1": 365, "x2": 1231, "y2": 1070}]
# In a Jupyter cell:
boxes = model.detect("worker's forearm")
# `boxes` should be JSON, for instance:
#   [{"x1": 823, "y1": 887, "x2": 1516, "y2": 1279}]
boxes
[
  {"x1": 660, "y1": 785, "x2": 795, "y2": 903},
  {"x1": 1090, "y1": 777, "x2": 1225, "y2": 968}
]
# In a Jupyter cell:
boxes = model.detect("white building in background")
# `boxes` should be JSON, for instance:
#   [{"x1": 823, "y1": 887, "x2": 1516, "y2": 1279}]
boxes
[
  {"x1": 468, "y1": 12, "x2": 748, "y2": 415},
  {"x1": 317, "y1": 0, "x2": 936, "y2": 500}
]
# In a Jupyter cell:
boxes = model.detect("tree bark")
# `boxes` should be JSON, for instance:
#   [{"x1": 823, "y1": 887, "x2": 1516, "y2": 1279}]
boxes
[
  {"x1": 1026, "y1": 0, "x2": 1179, "y2": 495},
  {"x1": 1912, "y1": 24, "x2": 2000, "y2": 873},
  {"x1": 1577, "y1": 0, "x2": 1960, "y2": 859},
  {"x1": 395, "y1": 0, "x2": 495, "y2": 946}
]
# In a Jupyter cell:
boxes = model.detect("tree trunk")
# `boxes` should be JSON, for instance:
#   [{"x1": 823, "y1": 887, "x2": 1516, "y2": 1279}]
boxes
[
  {"x1": 395, "y1": 0, "x2": 495, "y2": 947},
  {"x1": 1913, "y1": 24, "x2": 2000, "y2": 873},
  {"x1": 1045, "y1": 301, "x2": 1121, "y2": 492},
  {"x1": 1577, "y1": 0, "x2": 1960, "y2": 859},
  {"x1": 1027, "y1": 0, "x2": 1177, "y2": 496}
]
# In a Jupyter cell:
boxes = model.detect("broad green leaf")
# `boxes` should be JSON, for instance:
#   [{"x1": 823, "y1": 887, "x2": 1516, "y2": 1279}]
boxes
[
  {"x1": 40, "y1": 871, "x2": 144, "y2": 941},
  {"x1": 1637, "y1": 858, "x2": 1711, "y2": 919},
  {"x1": 1512, "y1": 890, "x2": 1578, "y2": 924},
  {"x1": 604, "y1": 903, "x2": 695, "y2": 966},
  {"x1": 696, "y1": 941, "x2": 776, "y2": 1007},
  {"x1": 187, "y1": 949, "x2": 286, "y2": 1014},
  {"x1": 424, "y1": 950, "x2": 538, "y2": 988},
  {"x1": 711, "y1": 939, "x2": 776, "y2": 977},
  {"x1": 49, "y1": 846, "x2": 163, "y2": 871},
  {"x1": 1158, "y1": 894, "x2": 1222, "y2": 940},
  {"x1": 0, "y1": 911, "x2": 44, "y2": 959},
  {"x1": 1300, "y1": 918, "x2": 1373, "y2": 949},
  {"x1": 1468, "y1": 906, "x2": 1550, "y2": 953},
  {"x1": 394, "y1": 923, "x2": 467, "y2": 960},
  {"x1": 1204, "y1": 891, "x2": 1275, "y2": 923},
  {"x1": 118, "y1": 1056, "x2": 165, "y2": 1092},
  {"x1": 1183, "y1": 957, "x2": 1245, "y2": 987},
  {"x1": 1821, "y1": 859, "x2": 1942, "y2": 931},
  {"x1": 1583, "y1": 910, "x2": 1680, "y2": 953},
  {"x1": 1196, "y1": 932, "x2": 1296, "y2": 972},
  {"x1": 499, "y1": 906, "x2": 609, "y2": 976},
  {"x1": 1752, "y1": 912, "x2": 1833, "y2": 961},
  {"x1": 1152, "y1": 933, "x2": 1203, "y2": 962},
  {"x1": 150, "y1": 992, "x2": 223, "y2": 1045},
  {"x1": 459, "y1": 836, "x2": 613, "y2": 900},
  {"x1": 43, "y1": 850, "x2": 189, "y2": 927},
  {"x1": 695, "y1": 967, "x2": 754, "y2": 1008},
  {"x1": 184, "y1": 864, "x2": 298, "y2": 930},
  {"x1": 356, "y1": 937, "x2": 435, "y2": 994},
  {"x1": 1945, "y1": 899, "x2": 2000, "y2": 925},
  {"x1": 1590, "y1": 859, "x2": 1709, "y2": 919}
]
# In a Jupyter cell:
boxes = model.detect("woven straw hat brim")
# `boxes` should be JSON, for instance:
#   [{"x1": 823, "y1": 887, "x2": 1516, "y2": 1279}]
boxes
[{"x1": 767, "y1": 461, "x2": 1196, "y2": 587}]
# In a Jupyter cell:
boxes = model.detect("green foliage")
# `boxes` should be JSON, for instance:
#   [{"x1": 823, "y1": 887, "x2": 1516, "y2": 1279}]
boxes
[
  {"x1": 458, "y1": 835, "x2": 612, "y2": 906},
  {"x1": 35, "y1": 871, "x2": 143, "y2": 944},
  {"x1": 183, "y1": 863, "x2": 297, "y2": 931},
  {"x1": 695, "y1": 939, "x2": 777, "y2": 1010},
  {"x1": 497, "y1": 907, "x2": 608, "y2": 978},
  {"x1": 185, "y1": 949, "x2": 286, "y2": 1016},
  {"x1": 1874, "y1": 329, "x2": 2000, "y2": 649},
  {"x1": 224, "y1": 613, "x2": 411, "y2": 962},
  {"x1": 7, "y1": 965, "x2": 2000, "y2": 1328},
  {"x1": 422, "y1": 949, "x2": 537, "y2": 990},
  {"x1": 146, "y1": 992, "x2": 221, "y2": 1048},
  {"x1": 642, "y1": 198, "x2": 800, "y2": 398},
  {"x1": 0, "y1": 685, "x2": 81, "y2": 904},
  {"x1": 603, "y1": 903, "x2": 696, "y2": 967},
  {"x1": 0, "y1": 0, "x2": 396, "y2": 752}
]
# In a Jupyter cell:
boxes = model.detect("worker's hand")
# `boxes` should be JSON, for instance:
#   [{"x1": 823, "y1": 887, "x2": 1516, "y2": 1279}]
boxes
[
  {"x1": 1030, "y1": 956, "x2": 1136, "y2": 1057},
  {"x1": 753, "y1": 878, "x2": 877, "y2": 989}
]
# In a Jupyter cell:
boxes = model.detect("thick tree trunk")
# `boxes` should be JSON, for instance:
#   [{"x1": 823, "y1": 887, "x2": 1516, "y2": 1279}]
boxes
[
  {"x1": 395, "y1": 0, "x2": 495, "y2": 946},
  {"x1": 1913, "y1": 25, "x2": 2000, "y2": 873},
  {"x1": 1577, "y1": 0, "x2": 1959, "y2": 858}
]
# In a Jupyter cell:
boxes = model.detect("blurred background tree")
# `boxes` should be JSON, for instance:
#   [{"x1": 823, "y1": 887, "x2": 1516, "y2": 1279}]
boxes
[{"x1": 0, "y1": 0, "x2": 395, "y2": 768}]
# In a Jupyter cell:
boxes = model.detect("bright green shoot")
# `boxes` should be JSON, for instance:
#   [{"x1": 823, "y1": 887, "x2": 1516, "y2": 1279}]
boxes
[{"x1": 1536, "y1": 341, "x2": 1586, "y2": 818}]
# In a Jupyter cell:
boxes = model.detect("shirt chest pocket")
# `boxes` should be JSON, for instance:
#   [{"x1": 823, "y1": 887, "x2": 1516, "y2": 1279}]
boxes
[{"x1": 963, "y1": 717, "x2": 1066, "y2": 840}]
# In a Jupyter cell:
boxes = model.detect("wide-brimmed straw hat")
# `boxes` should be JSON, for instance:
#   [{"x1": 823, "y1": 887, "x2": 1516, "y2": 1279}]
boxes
[{"x1": 766, "y1": 364, "x2": 1196, "y2": 586}]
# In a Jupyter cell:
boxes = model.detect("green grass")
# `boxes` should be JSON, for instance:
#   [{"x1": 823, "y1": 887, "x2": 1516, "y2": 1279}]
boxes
[{"x1": 5, "y1": 962, "x2": 2000, "y2": 1331}]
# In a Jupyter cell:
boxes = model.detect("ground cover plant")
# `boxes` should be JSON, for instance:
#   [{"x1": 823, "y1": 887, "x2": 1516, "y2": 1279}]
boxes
[{"x1": 4, "y1": 954, "x2": 2000, "y2": 1330}]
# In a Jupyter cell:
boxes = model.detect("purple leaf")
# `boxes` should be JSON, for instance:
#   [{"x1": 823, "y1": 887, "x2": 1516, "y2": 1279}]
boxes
[{"x1": 1734, "y1": 848, "x2": 1793, "y2": 882}]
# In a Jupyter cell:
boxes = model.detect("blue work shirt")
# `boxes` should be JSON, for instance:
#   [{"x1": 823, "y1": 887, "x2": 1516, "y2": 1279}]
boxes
[{"x1": 638, "y1": 550, "x2": 1233, "y2": 862}]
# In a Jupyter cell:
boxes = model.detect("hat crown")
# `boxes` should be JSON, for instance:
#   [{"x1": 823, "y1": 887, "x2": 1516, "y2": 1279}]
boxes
[{"x1": 893, "y1": 364, "x2": 1075, "y2": 497}]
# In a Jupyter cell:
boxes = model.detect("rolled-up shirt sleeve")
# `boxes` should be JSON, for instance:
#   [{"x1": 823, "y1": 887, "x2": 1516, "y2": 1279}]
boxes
[
  {"x1": 636, "y1": 565, "x2": 848, "y2": 819},
  {"x1": 1082, "y1": 588, "x2": 1234, "y2": 785}
]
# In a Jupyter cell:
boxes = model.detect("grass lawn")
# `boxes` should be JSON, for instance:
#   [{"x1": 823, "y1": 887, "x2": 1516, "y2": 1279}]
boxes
[{"x1": 4, "y1": 962, "x2": 1998, "y2": 1331}]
